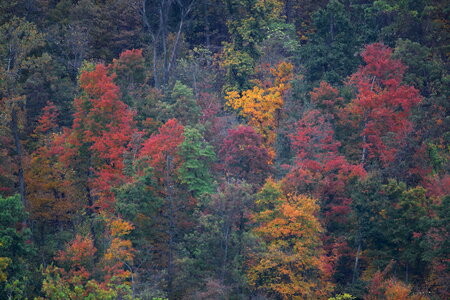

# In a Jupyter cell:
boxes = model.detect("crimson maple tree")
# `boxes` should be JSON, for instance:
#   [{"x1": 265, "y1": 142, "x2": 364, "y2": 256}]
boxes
[
  {"x1": 219, "y1": 125, "x2": 271, "y2": 185},
  {"x1": 342, "y1": 43, "x2": 422, "y2": 165},
  {"x1": 56, "y1": 64, "x2": 136, "y2": 210},
  {"x1": 138, "y1": 118, "x2": 185, "y2": 176},
  {"x1": 284, "y1": 109, "x2": 365, "y2": 225}
]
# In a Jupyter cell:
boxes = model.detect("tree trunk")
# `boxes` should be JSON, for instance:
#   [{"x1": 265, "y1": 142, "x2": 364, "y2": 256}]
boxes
[
  {"x1": 352, "y1": 242, "x2": 361, "y2": 283},
  {"x1": 166, "y1": 154, "x2": 175, "y2": 300},
  {"x1": 11, "y1": 107, "x2": 26, "y2": 208}
]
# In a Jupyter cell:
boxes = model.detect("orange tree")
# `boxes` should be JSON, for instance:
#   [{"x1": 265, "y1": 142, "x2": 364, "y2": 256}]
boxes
[{"x1": 247, "y1": 179, "x2": 333, "y2": 299}]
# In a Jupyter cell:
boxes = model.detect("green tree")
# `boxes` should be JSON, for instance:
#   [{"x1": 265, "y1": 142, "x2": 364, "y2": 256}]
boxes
[
  {"x1": 300, "y1": 0, "x2": 360, "y2": 85},
  {"x1": 158, "y1": 81, "x2": 201, "y2": 126},
  {"x1": 0, "y1": 195, "x2": 35, "y2": 298},
  {"x1": 178, "y1": 126, "x2": 216, "y2": 197}
]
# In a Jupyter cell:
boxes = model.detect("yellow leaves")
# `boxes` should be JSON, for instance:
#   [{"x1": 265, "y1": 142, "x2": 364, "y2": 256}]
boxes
[
  {"x1": 103, "y1": 238, "x2": 134, "y2": 264},
  {"x1": 101, "y1": 215, "x2": 135, "y2": 266},
  {"x1": 109, "y1": 218, "x2": 134, "y2": 238},
  {"x1": 271, "y1": 61, "x2": 294, "y2": 86},
  {"x1": 0, "y1": 257, "x2": 11, "y2": 282},
  {"x1": 248, "y1": 185, "x2": 330, "y2": 299},
  {"x1": 225, "y1": 62, "x2": 294, "y2": 154}
]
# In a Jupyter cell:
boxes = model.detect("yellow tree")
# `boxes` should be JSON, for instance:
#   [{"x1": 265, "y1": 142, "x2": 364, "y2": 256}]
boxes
[
  {"x1": 226, "y1": 61, "x2": 293, "y2": 158},
  {"x1": 247, "y1": 180, "x2": 333, "y2": 299}
]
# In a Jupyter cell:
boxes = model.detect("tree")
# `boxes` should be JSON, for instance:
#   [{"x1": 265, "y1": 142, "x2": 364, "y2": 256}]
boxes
[
  {"x1": 57, "y1": 64, "x2": 136, "y2": 210},
  {"x1": 424, "y1": 195, "x2": 450, "y2": 298},
  {"x1": 26, "y1": 102, "x2": 82, "y2": 223},
  {"x1": 284, "y1": 109, "x2": 365, "y2": 227},
  {"x1": 188, "y1": 181, "x2": 255, "y2": 297},
  {"x1": 219, "y1": 0, "x2": 284, "y2": 91},
  {"x1": 226, "y1": 61, "x2": 293, "y2": 155},
  {"x1": 0, "y1": 17, "x2": 45, "y2": 206},
  {"x1": 365, "y1": 261, "x2": 429, "y2": 300},
  {"x1": 342, "y1": 43, "x2": 422, "y2": 166},
  {"x1": 299, "y1": 0, "x2": 360, "y2": 85},
  {"x1": 310, "y1": 81, "x2": 344, "y2": 118},
  {"x1": 351, "y1": 178, "x2": 436, "y2": 287},
  {"x1": 157, "y1": 81, "x2": 201, "y2": 126},
  {"x1": 43, "y1": 215, "x2": 136, "y2": 299},
  {"x1": 111, "y1": 48, "x2": 146, "y2": 103},
  {"x1": 139, "y1": 118, "x2": 185, "y2": 175},
  {"x1": 219, "y1": 125, "x2": 271, "y2": 185},
  {"x1": 0, "y1": 195, "x2": 35, "y2": 298},
  {"x1": 178, "y1": 126, "x2": 216, "y2": 197},
  {"x1": 139, "y1": 119, "x2": 202, "y2": 298},
  {"x1": 248, "y1": 185, "x2": 332, "y2": 299}
]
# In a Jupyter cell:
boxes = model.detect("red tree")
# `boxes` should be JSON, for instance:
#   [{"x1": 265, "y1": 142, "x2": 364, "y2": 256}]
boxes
[
  {"x1": 284, "y1": 110, "x2": 365, "y2": 224},
  {"x1": 139, "y1": 118, "x2": 185, "y2": 175},
  {"x1": 220, "y1": 125, "x2": 271, "y2": 185},
  {"x1": 283, "y1": 109, "x2": 365, "y2": 277},
  {"x1": 311, "y1": 81, "x2": 344, "y2": 118},
  {"x1": 342, "y1": 43, "x2": 422, "y2": 165},
  {"x1": 110, "y1": 49, "x2": 146, "y2": 97},
  {"x1": 57, "y1": 64, "x2": 136, "y2": 210}
]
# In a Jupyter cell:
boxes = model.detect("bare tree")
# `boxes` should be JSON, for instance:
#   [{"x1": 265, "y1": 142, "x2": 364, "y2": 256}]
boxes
[{"x1": 142, "y1": 0, "x2": 196, "y2": 88}]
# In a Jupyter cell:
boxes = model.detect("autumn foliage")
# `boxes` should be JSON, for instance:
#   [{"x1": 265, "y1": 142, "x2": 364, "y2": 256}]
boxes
[
  {"x1": 220, "y1": 125, "x2": 271, "y2": 185},
  {"x1": 226, "y1": 62, "x2": 294, "y2": 157},
  {"x1": 57, "y1": 64, "x2": 136, "y2": 209},
  {"x1": 342, "y1": 43, "x2": 422, "y2": 165},
  {"x1": 248, "y1": 183, "x2": 333, "y2": 299},
  {"x1": 1, "y1": 9, "x2": 448, "y2": 297}
]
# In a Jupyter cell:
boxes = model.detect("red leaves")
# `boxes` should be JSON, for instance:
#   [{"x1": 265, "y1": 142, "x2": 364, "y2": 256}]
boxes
[
  {"x1": 112, "y1": 49, "x2": 144, "y2": 74},
  {"x1": 139, "y1": 118, "x2": 185, "y2": 173},
  {"x1": 220, "y1": 125, "x2": 271, "y2": 184},
  {"x1": 286, "y1": 110, "x2": 364, "y2": 192},
  {"x1": 111, "y1": 49, "x2": 146, "y2": 87},
  {"x1": 344, "y1": 43, "x2": 422, "y2": 165},
  {"x1": 311, "y1": 81, "x2": 343, "y2": 116},
  {"x1": 61, "y1": 64, "x2": 137, "y2": 209},
  {"x1": 284, "y1": 109, "x2": 365, "y2": 226},
  {"x1": 55, "y1": 235, "x2": 96, "y2": 282},
  {"x1": 355, "y1": 43, "x2": 406, "y2": 86},
  {"x1": 53, "y1": 216, "x2": 135, "y2": 288},
  {"x1": 34, "y1": 102, "x2": 58, "y2": 135}
]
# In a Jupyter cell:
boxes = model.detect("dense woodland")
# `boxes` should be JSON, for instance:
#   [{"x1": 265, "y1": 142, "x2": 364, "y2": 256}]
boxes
[{"x1": 0, "y1": 0, "x2": 449, "y2": 299}]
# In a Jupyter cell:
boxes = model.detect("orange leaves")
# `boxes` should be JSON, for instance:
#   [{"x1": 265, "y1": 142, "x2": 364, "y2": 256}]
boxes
[
  {"x1": 254, "y1": 193, "x2": 322, "y2": 244},
  {"x1": 248, "y1": 182, "x2": 332, "y2": 299},
  {"x1": 226, "y1": 85, "x2": 282, "y2": 144},
  {"x1": 51, "y1": 215, "x2": 135, "y2": 289},
  {"x1": 108, "y1": 217, "x2": 134, "y2": 237},
  {"x1": 102, "y1": 216, "x2": 135, "y2": 282},
  {"x1": 365, "y1": 267, "x2": 430, "y2": 300},
  {"x1": 226, "y1": 61, "x2": 293, "y2": 155}
]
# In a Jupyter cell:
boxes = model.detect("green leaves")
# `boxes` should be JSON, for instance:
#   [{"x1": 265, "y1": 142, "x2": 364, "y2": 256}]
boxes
[
  {"x1": 0, "y1": 194, "x2": 34, "y2": 298},
  {"x1": 178, "y1": 126, "x2": 216, "y2": 197}
]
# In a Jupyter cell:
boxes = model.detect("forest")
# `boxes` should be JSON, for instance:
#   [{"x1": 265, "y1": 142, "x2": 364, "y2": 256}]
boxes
[{"x1": 0, "y1": 0, "x2": 449, "y2": 299}]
